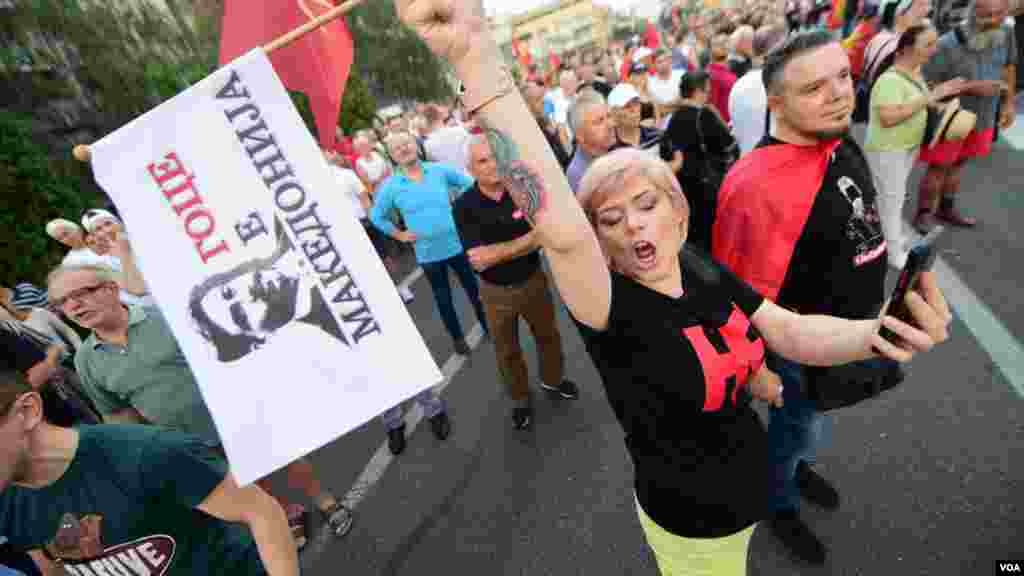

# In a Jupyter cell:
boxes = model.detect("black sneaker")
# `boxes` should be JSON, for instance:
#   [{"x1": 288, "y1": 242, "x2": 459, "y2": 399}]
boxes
[
  {"x1": 429, "y1": 411, "x2": 451, "y2": 440},
  {"x1": 453, "y1": 339, "x2": 470, "y2": 355},
  {"x1": 769, "y1": 509, "x2": 827, "y2": 565},
  {"x1": 512, "y1": 407, "x2": 532, "y2": 430},
  {"x1": 321, "y1": 501, "x2": 354, "y2": 538},
  {"x1": 387, "y1": 424, "x2": 406, "y2": 455},
  {"x1": 540, "y1": 379, "x2": 579, "y2": 399},
  {"x1": 797, "y1": 461, "x2": 840, "y2": 510}
]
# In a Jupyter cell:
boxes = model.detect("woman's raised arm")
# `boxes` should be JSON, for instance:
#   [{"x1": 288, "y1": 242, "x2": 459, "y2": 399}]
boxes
[{"x1": 395, "y1": 0, "x2": 612, "y2": 329}]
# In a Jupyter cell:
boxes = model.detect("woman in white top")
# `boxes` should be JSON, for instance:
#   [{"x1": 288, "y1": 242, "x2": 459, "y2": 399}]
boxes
[{"x1": 354, "y1": 130, "x2": 392, "y2": 195}]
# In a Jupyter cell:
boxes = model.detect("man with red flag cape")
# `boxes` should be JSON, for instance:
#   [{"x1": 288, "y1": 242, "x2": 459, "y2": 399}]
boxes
[{"x1": 713, "y1": 31, "x2": 895, "y2": 565}]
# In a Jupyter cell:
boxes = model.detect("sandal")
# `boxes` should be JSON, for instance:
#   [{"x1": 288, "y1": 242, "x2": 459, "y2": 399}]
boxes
[
  {"x1": 286, "y1": 504, "x2": 308, "y2": 550},
  {"x1": 319, "y1": 500, "x2": 354, "y2": 538}
]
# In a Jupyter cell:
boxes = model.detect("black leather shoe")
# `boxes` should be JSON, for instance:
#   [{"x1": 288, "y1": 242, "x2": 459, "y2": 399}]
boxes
[
  {"x1": 512, "y1": 407, "x2": 532, "y2": 430},
  {"x1": 387, "y1": 424, "x2": 406, "y2": 455},
  {"x1": 541, "y1": 379, "x2": 579, "y2": 399},
  {"x1": 429, "y1": 412, "x2": 451, "y2": 440},
  {"x1": 797, "y1": 461, "x2": 840, "y2": 510},
  {"x1": 769, "y1": 509, "x2": 827, "y2": 565}
]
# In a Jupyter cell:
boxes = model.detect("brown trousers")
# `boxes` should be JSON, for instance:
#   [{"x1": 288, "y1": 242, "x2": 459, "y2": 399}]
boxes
[{"x1": 480, "y1": 268, "x2": 564, "y2": 402}]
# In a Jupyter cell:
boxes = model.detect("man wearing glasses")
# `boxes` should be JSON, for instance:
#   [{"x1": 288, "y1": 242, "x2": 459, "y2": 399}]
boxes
[{"x1": 46, "y1": 264, "x2": 221, "y2": 445}]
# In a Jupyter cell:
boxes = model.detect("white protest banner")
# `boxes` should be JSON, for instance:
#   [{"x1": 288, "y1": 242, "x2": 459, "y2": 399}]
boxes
[{"x1": 88, "y1": 49, "x2": 443, "y2": 485}]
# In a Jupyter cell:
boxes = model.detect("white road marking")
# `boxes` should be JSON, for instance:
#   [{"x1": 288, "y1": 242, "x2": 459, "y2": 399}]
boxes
[
  {"x1": 314, "y1": 218, "x2": 1024, "y2": 553},
  {"x1": 342, "y1": 323, "x2": 485, "y2": 508},
  {"x1": 398, "y1": 266, "x2": 423, "y2": 292},
  {"x1": 305, "y1": 323, "x2": 484, "y2": 552},
  {"x1": 931, "y1": 254, "x2": 1024, "y2": 398},
  {"x1": 998, "y1": 113, "x2": 1024, "y2": 150}
]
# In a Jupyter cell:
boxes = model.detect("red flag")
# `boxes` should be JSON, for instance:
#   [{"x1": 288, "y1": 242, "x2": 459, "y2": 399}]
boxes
[
  {"x1": 512, "y1": 38, "x2": 532, "y2": 68},
  {"x1": 643, "y1": 21, "x2": 660, "y2": 49},
  {"x1": 548, "y1": 51, "x2": 561, "y2": 73},
  {"x1": 219, "y1": 0, "x2": 354, "y2": 151}
]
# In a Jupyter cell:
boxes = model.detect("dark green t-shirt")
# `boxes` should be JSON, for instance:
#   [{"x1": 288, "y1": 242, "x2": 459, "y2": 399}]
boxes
[{"x1": 0, "y1": 425, "x2": 264, "y2": 575}]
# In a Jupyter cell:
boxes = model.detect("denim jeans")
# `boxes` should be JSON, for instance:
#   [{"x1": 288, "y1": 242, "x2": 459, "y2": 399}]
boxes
[
  {"x1": 421, "y1": 252, "x2": 489, "y2": 342},
  {"x1": 766, "y1": 353, "x2": 830, "y2": 513},
  {"x1": 381, "y1": 387, "x2": 445, "y2": 431}
]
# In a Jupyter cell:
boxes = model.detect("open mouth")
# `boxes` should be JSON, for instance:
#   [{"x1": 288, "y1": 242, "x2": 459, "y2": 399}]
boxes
[
  {"x1": 76, "y1": 310, "x2": 96, "y2": 322},
  {"x1": 633, "y1": 240, "x2": 657, "y2": 269}
]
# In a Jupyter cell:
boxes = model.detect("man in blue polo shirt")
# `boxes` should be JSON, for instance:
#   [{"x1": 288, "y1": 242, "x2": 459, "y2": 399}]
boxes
[{"x1": 370, "y1": 131, "x2": 489, "y2": 455}]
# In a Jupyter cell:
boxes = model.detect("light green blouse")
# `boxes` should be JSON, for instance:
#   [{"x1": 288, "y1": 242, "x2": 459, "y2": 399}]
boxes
[{"x1": 864, "y1": 68, "x2": 928, "y2": 152}]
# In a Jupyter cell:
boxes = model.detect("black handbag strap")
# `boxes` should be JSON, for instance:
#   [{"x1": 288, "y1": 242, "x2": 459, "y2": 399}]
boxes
[
  {"x1": 694, "y1": 106, "x2": 709, "y2": 156},
  {"x1": 886, "y1": 66, "x2": 930, "y2": 96}
]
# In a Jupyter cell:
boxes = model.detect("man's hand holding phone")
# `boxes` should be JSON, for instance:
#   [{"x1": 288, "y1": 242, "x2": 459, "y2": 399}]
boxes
[
  {"x1": 871, "y1": 229, "x2": 954, "y2": 361},
  {"x1": 872, "y1": 271, "x2": 953, "y2": 361}
]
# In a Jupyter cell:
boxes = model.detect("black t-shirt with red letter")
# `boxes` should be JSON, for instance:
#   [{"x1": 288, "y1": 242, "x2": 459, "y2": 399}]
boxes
[{"x1": 573, "y1": 246, "x2": 769, "y2": 538}]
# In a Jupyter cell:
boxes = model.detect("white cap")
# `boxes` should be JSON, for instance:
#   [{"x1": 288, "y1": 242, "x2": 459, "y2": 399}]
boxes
[
  {"x1": 45, "y1": 218, "x2": 81, "y2": 239},
  {"x1": 632, "y1": 47, "x2": 654, "y2": 62},
  {"x1": 81, "y1": 208, "x2": 119, "y2": 233},
  {"x1": 608, "y1": 83, "x2": 642, "y2": 109}
]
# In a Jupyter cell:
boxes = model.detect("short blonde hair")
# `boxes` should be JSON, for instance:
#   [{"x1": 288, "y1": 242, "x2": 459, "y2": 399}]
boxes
[{"x1": 576, "y1": 148, "x2": 690, "y2": 223}]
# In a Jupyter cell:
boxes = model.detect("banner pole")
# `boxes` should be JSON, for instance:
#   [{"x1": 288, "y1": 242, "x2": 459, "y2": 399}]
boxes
[
  {"x1": 72, "y1": 0, "x2": 364, "y2": 163},
  {"x1": 263, "y1": 0, "x2": 364, "y2": 54}
]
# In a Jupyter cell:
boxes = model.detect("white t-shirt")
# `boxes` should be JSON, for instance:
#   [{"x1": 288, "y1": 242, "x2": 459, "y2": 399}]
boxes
[
  {"x1": 331, "y1": 166, "x2": 368, "y2": 220},
  {"x1": 424, "y1": 125, "x2": 473, "y2": 172},
  {"x1": 356, "y1": 152, "x2": 389, "y2": 185},
  {"x1": 647, "y1": 70, "x2": 685, "y2": 106},
  {"x1": 729, "y1": 69, "x2": 769, "y2": 157},
  {"x1": 546, "y1": 88, "x2": 573, "y2": 127},
  {"x1": 61, "y1": 247, "x2": 108, "y2": 268}
]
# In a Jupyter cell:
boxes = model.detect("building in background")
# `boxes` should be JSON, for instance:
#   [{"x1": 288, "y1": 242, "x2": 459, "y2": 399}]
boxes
[{"x1": 504, "y1": 0, "x2": 612, "y2": 66}]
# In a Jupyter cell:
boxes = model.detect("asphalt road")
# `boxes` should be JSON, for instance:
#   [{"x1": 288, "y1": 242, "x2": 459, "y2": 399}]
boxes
[{"x1": 269, "y1": 124, "x2": 1024, "y2": 575}]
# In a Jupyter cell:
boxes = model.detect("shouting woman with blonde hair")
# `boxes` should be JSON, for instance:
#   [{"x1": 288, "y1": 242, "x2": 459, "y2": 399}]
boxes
[{"x1": 393, "y1": 0, "x2": 953, "y2": 572}]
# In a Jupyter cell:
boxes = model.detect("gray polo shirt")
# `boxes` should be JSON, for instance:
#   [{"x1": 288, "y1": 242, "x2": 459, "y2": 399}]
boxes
[
  {"x1": 567, "y1": 148, "x2": 596, "y2": 194},
  {"x1": 75, "y1": 306, "x2": 221, "y2": 447},
  {"x1": 923, "y1": 26, "x2": 1017, "y2": 133}
]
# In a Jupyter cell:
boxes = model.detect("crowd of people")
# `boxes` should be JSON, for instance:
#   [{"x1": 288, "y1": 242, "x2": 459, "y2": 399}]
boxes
[{"x1": 6, "y1": 0, "x2": 1018, "y2": 570}]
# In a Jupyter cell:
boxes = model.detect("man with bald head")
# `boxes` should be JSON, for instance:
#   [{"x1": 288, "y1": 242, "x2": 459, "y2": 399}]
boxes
[
  {"x1": 547, "y1": 69, "x2": 580, "y2": 150},
  {"x1": 452, "y1": 134, "x2": 577, "y2": 431},
  {"x1": 917, "y1": 0, "x2": 1016, "y2": 231},
  {"x1": 370, "y1": 130, "x2": 488, "y2": 453}
]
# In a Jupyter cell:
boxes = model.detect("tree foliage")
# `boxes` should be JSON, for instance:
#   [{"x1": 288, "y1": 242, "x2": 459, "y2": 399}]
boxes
[
  {"x1": 1, "y1": 0, "x2": 209, "y2": 127},
  {"x1": 347, "y1": 0, "x2": 454, "y2": 107},
  {"x1": 0, "y1": 111, "x2": 104, "y2": 286},
  {"x1": 0, "y1": 0, "x2": 424, "y2": 283}
]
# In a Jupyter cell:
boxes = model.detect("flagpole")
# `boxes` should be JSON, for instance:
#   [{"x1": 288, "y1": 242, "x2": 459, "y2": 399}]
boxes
[
  {"x1": 73, "y1": 0, "x2": 364, "y2": 163},
  {"x1": 263, "y1": 0, "x2": 364, "y2": 54}
]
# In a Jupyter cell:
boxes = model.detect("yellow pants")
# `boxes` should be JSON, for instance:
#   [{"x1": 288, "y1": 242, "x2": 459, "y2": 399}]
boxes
[{"x1": 636, "y1": 496, "x2": 756, "y2": 576}]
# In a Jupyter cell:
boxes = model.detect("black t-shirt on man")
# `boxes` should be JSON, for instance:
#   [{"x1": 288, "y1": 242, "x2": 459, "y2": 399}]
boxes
[
  {"x1": 762, "y1": 136, "x2": 888, "y2": 320},
  {"x1": 573, "y1": 246, "x2": 769, "y2": 538},
  {"x1": 453, "y1": 183, "x2": 541, "y2": 286}
]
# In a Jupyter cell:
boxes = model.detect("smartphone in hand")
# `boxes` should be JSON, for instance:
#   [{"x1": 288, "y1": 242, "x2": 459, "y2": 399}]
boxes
[{"x1": 878, "y1": 226, "x2": 944, "y2": 347}]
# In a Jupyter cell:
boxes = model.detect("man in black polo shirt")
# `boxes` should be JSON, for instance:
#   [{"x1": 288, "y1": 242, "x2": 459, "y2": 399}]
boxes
[{"x1": 453, "y1": 135, "x2": 578, "y2": 430}]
